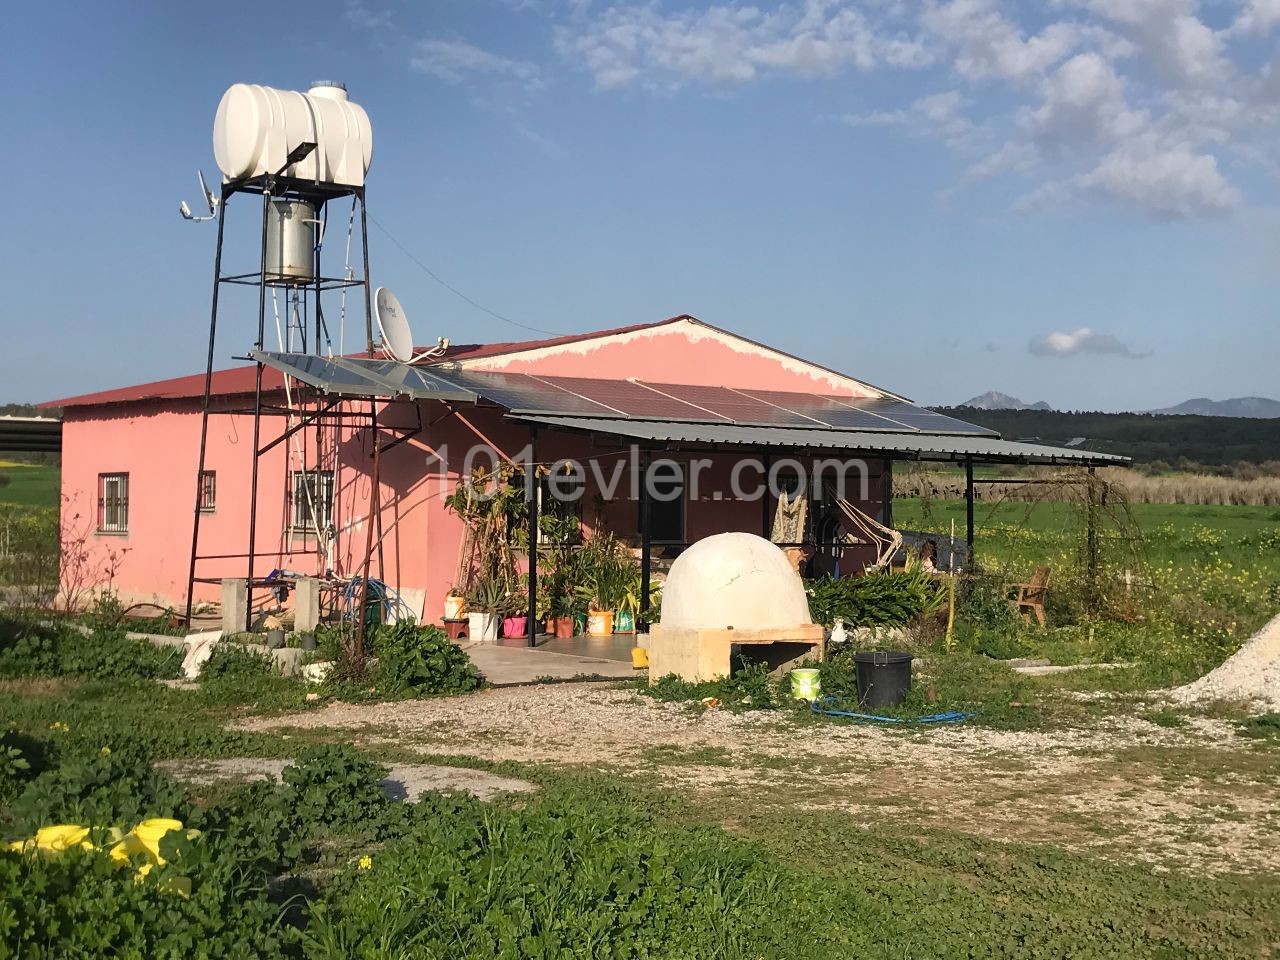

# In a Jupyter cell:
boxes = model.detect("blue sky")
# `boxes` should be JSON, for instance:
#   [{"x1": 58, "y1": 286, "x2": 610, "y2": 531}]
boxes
[{"x1": 3, "y1": 0, "x2": 1278, "y2": 411}]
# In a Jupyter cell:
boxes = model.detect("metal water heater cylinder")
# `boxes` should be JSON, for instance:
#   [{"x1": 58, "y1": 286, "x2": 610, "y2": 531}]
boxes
[
  {"x1": 213, "y1": 82, "x2": 373, "y2": 187},
  {"x1": 265, "y1": 200, "x2": 316, "y2": 283}
]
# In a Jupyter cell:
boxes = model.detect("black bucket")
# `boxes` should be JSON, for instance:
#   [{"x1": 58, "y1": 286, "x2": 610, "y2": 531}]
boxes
[{"x1": 853, "y1": 651, "x2": 913, "y2": 708}]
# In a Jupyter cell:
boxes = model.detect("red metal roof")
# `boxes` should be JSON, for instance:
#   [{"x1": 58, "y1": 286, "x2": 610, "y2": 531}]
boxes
[{"x1": 43, "y1": 317, "x2": 691, "y2": 410}]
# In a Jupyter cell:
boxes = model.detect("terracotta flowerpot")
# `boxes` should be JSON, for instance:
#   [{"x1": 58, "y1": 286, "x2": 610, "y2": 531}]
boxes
[{"x1": 552, "y1": 616, "x2": 575, "y2": 638}]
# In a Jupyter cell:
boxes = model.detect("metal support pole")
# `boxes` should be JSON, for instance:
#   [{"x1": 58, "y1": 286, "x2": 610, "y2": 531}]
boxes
[
  {"x1": 760, "y1": 452, "x2": 772, "y2": 539},
  {"x1": 639, "y1": 451, "x2": 652, "y2": 634},
  {"x1": 964, "y1": 459, "x2": 975, "y2": 563},
  {"x1": 354, "y1": 401, "x2": 381, "y2": 661},
  {"x1": 882, "y1": 458, "x2": 894, "y2": 528},
  {"x1": 245, "y1": 187, "x2": 272, "y2": 631},
  {"x1": 1086, "y1": 465, "x2": 1098, "y2": 590},
  {"x1": 359, "y1": 189, "x2": 374, "y2": 354},
  {"x1": 184, "y1": 186, "x2": 230, "y2": 627},
  {"x1": 526, "y1": 428, "x2": 539, "y2": 648}
]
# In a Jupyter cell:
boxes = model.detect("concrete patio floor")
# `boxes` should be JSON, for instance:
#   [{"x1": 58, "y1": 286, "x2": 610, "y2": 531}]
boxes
[{"x1": 461, "y1": 634, "x2": 643, "y2": 686}]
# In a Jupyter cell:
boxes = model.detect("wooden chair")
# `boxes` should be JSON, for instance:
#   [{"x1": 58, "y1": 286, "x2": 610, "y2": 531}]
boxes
[{"x1": 1008, "y1": 566, "x2": 1051, "y2": 628}]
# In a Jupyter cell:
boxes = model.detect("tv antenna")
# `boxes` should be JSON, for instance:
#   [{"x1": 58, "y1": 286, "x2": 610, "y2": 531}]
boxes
[
  {"x1": 179, "y1": 170, "x2": 220, "y2": 222},
  {"x1": 374, "y1": 287, "x2": 447, "y2": 363}
]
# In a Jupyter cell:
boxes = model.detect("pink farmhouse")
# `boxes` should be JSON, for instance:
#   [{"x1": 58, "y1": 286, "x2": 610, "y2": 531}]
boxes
[{"x1": 46, "y1": 314, "x2": 1110, "y2": 626}]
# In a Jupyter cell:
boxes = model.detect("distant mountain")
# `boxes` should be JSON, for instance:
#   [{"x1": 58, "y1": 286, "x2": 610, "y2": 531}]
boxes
[
  {"x1": 960, "y1": 391, "x2": 1053, "y2": 411},
  {"x1": 1150, "y1": 396, "x2": 1280, "y2": 418}
]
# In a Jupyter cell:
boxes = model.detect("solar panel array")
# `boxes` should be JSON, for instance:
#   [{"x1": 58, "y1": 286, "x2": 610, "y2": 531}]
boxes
[
  {"x1": 252, "y1": 353, "x2": 997, "y2": 437},
  {"x1": 432, "y1": 370, "x2": 996, "y2": 436}
]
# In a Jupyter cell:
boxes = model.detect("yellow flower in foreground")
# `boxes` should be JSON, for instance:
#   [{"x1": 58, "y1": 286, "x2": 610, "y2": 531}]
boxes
[
  {"x1": 358, "y1": 855, "x2": 373, "y2": 871},
  {"x1": 34, "y1": 825, "x2": 92, "y2": 855},
  {"x1": 134, "y1": 862, "x2": 192, "y2": 898},
  {"x1": 100, "y1": 746, "x2": 111, "y2": 756},
  {"x1": 133, "y1": 819, "x2": 185, "y2": 865}
]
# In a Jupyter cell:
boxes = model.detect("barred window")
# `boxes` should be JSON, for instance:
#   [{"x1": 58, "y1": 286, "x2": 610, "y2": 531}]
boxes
[
  {"x1": 291, "y1": 470, "x2": 334, "y2": 533},
  {"x1": 198, "y1": 470, "x2": 216, "y2": 512},
  {"x1": 98, "y1": 473, "x2": 129, "y2": 534}
]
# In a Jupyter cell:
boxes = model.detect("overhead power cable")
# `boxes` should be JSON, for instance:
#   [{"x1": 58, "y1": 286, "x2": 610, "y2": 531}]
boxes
[{"x1": 368, "y1": 214, "x2": 560, "y2": 337}]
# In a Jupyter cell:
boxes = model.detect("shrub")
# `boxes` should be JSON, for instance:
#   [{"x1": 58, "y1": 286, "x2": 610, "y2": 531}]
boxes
[
  {"x1": 9, "y1": 743, "x2": 187, "y2": 835},
  {"x1": 0, "y1": 729, "x2": 51, "y2": 808},
  {"x1": 0, "y1": 833, "x2": 293, "y2": 959},
  {"x1": 372, "y1": 621, "x2": 481, "y2": 697},
  {"x1": 199, "y1": 644, "x2": 278, "y2": 683},
  {"x1": 805, "y1": 570, "x2": 946, "y2": 628},
  {"x1": 645, "y1": 661, "x2": 781, "y2": 711},
  {"x1": 0, "y1": 616, "x2": 181, "y2": 682},
  {"x1": 281, "y1": 744, "x2": 393, "y2": 835}
]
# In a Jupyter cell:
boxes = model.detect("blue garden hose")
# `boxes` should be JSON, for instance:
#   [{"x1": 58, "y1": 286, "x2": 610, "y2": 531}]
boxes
[{"x1": 808, "y1": 696, "x2": 972, "y2": 725}]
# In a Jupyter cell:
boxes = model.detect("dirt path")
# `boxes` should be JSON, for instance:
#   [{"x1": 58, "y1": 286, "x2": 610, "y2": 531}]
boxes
[{"x1": 234, "y1": 682, "x2": 1280, "y2": 875}]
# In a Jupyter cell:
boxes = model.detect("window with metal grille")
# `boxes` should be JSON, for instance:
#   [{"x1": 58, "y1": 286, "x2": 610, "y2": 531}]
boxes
[
  {"x1": 291, "y1": 470, "x2": 334, "y2": 533},
  {"x1": 97, "y1": 473, "x2": 129, "y2": 534},
  {"x1": 198, "y1": 470, "x2": 216, "y2": 512}
]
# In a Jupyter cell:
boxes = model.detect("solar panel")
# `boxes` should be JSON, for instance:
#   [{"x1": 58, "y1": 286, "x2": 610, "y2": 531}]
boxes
[
  {"x1": 733, "y1": 389, "x2": 909, "y2": 431},
  {"x1": 430, "y1": 370, "x2": 622, "y2": 416},
  {"x1": 637, "y1": 382, "x2": 810, "y2": 425},
  {"x1": 251, "y1": 352, "x2": 474, "y2": 401},
  {"x1": 533, "y1": 376, "x2": 728, "y2": 420},
  {"x1": 847, "y1": 400, "x2": 998, "y2": 436}
]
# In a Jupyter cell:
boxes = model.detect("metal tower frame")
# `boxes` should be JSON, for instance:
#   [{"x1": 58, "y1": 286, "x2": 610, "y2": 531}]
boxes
[{"x1": 184, "y1": 165, "x2": 381, "y2": 638}]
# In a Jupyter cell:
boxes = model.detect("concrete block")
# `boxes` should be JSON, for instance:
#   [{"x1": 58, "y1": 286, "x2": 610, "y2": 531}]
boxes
[
  {"x1": 294, "y1": 577, "x2": 321, "y2": 633},
  {"x1": 221, "y1": 579, "x2": 248, "y2": 635},
  {"x1": 647, "y1": 623, "x2": 824, "y2": 684}
]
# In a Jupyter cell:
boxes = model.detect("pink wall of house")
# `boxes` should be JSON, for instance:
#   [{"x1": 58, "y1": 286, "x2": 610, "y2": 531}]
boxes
[
  {"x1": 58, "y1": 321, "x2": 893, "y2": 619},
  {"x1": 462, "y1": 319, "x2": 887, "y2": 398}
]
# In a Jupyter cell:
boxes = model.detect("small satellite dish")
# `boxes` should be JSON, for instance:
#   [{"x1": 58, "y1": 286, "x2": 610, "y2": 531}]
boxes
[
  {"x1": 179, "y1": 170, "x2": 220, "y2": 222},
  {"x1": 375, "y1": 287, "x2": 415, "y2": 362}
]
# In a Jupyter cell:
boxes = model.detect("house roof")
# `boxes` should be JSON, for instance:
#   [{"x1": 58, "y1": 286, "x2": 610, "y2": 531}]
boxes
[
  {"x1": 42, "y1": 317, "x2": 691, "y2": 410},
  {"x1": 508, "y1": 415, "x2": 1126, "y2": 466}
]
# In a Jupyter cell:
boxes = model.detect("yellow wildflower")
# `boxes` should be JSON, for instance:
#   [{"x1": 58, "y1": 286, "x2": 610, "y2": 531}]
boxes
[
  {"x1": 358, "y1": 855, "x2": 373, "y2": 871},
  {"x1": 100, "y1": 746, "x2": 111, "y2": 756}
]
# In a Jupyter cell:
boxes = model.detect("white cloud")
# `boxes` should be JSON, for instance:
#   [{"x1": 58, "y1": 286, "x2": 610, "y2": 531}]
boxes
[
  {"x1": 1029, "y1": 327, "x2": 1151, "y2": 358},
  {"x1": 1073, "y1": 0, "x2": 1229, "y2": 88},
  {"x1": 1077, "y1": 137, "x2": 1241, "y2": 216},
  {"x1": 1233, "y1": 0, "x2": 1280, "y2": 35},
  {"x1": 554, "y1": 1, "x2": 931, "y2": 91},
  {"x1": 556, "y1": 0, "x2": 1277, "y2": 217},
  {"x1": 847, "y1": 89, "x2": 976, "y2": 148},
  {"x1": 1026, "y1": 53, "x2": 1146, "y2": 152},
  {"x1": 344, "y1": 0, "x2": 392, "y2": 30},
  {"x1": 411, "y1": 38, "x2": 541, "y2": 86},
  {"x1": 920, "y1": 0, "x2": 1084, "y2": 82}
]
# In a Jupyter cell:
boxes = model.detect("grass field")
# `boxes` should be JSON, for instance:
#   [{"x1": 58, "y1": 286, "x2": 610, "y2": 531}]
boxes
[{"x1": 0, "y1": 462, "x2": 59, "y2": 508}]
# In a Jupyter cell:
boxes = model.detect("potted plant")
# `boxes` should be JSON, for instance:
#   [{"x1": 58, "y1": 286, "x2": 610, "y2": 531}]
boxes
[
  {"x1": 575, "y1": 532, "x2": 635, "y2": 637},
  {"x1": 443, "y1": 586, "x2": 466, "y2": 621},
  {"x1": 617, "y1": 575, "x2": 661, "y2": 633},
  {"x1": 465, "y1": 577, "x2": 504, "y2": 643},
  {"x1": 501, "y1": 585, "x2": 529, "y2": 641}
]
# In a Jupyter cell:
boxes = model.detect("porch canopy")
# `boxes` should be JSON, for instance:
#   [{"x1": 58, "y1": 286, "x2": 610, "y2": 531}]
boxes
[
  {"x1": 252, "y1": 351, "x2": 1125, "y2": 645},
  {"x1": 0, "y1": 416, "x2": 61, "y2": 454}
]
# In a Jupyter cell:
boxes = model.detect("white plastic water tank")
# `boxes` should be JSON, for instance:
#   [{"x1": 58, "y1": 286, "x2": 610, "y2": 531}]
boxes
[{"x1": 213, "y1": 82, "x2": 373, "y2": 188}]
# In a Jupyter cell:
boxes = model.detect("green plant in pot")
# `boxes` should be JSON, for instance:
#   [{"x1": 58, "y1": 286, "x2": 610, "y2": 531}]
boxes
[
  {"x1": 501, "y1": 585, "x2": 529, "y2": 642},
  {"x1": 576, "y1": 532, "x2": 637, "y2": 637},
  {"x1": 465, "y1": 577, "x2": 506, "y2": 643},
  {"x1": 619, "y1": 575, "x2": 662, "y2": 631}
]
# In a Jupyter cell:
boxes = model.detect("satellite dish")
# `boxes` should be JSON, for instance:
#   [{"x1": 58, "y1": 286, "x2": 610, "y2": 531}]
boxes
[{"x1": 375, "y1": 287, "x2": 415, "y2": 362}]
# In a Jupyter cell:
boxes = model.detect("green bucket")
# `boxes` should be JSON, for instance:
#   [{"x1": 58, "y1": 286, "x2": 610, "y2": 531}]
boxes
[{"x1": 790, "y1": 668, "x2": 821, "y2": 701}]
